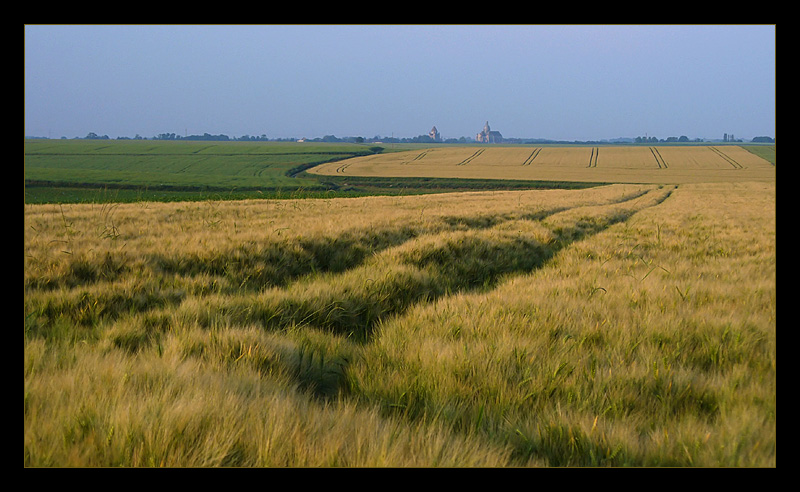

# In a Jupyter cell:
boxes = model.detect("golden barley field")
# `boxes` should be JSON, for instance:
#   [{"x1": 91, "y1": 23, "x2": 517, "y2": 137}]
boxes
[
  {"x1": 309, "y1": 145, "x2": 775, "y2": 184},
  {"x1": 24, "y1": 177, "x2": 775, "y2": 466}
]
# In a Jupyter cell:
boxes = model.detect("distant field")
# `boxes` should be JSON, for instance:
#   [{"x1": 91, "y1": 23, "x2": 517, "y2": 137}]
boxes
[
  {"x1": 309, "y1": 145, "x2": 776, "y2": 184},
  {"x1": 25, "y1": 140, "x2": 775, "y2": 204},
  {"x1": 24, "y1": 139, "x2": 379, "y2": 203}
]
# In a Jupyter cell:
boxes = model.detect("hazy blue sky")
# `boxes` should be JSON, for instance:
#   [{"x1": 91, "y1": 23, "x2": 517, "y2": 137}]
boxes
[{"x1": 24, "y1": 24, "x2": 776, "y2": 141}]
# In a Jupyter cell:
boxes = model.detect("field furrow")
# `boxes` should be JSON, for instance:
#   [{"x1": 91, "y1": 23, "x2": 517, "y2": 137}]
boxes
[
  {"x1": 649, "y1": 147, "x2": 668, "y2": 169},
  {"x1": 587, "y1": 147, "x2": 598, "y2": 168},
  {"x1": 522, "y1": 148, "x2": 541, "y2": 166},
  {"x1": 709, "y1": 147, "x2": 743, "y2": 169},
  {"x1": 457, "y1": 149, "x2": 485, "y2": 166}
]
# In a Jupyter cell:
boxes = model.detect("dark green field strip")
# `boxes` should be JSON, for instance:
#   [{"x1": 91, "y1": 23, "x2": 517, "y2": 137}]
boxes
[
  {"x1": 23, "y1": 177, "x2": 605, "y2": 205},
  {"x1": 24, "y1": 167, "x2": 310, "y2": 191},
  {"x1": 25, "y1": 153, "x2": 349, "y2": 172},
  {"x1": 24, "y1": 150, "x2": 368, "y2": 157},
  {"x1": 23, "y1": 186, "x2": 313, "y2": 205},
  {"x1": 742, "y1": 145, "x2": 775, "y2": 165},
  {"x1": 312, "y1": 175, "x2": 608, "y2": 191}
]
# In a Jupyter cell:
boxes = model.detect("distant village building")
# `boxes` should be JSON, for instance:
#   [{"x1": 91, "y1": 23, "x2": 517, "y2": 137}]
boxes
[
  {"x1": 476, "y1": 121, "x2": 503, "y2": 143},
  {"x1": 429, "y1": 126, "x2": 441, "y2": 142}
]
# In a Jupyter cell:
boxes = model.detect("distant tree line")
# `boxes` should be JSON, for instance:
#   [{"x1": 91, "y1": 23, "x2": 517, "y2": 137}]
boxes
[
  {"x1": 634, "y1": 135, "x2": 701, "y2": 143},
  {"x1": 78, "y1": 132, "x2": 469, "y2": 144},
  {"x1": 153, "y1": 132, "x2": 239, "y2": 141},
  {"x1": 80, "y1": 132, "x2": 269, "y2": 142},
  {"x1": 61, "y1": 132, "x2": 773, "y2": 144}
]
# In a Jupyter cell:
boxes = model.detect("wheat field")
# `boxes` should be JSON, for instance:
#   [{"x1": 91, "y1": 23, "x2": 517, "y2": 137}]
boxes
[
  {"x1": 24, "y1": 177, "x2": 775, "y2": 466},
  {"x1": 308, "y1": 145, "x2": 775, "y2": 184}
]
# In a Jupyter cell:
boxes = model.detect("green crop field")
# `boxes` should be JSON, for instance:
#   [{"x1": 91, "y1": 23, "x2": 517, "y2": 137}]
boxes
[
  {"x1": 24, "y1": 140, "x2": 776, "y2": 467},
  {"x1": 24, "y1": 139, "x2": 391, "y2": 203}
]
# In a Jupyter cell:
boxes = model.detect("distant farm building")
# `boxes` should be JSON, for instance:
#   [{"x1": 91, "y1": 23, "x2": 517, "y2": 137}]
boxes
[
  {"x1": 476, "y1": 121, "x2": 503, "y2": 143},
  {"x1": 429, "y1": 126, "x2": 441, "y2": 142}
]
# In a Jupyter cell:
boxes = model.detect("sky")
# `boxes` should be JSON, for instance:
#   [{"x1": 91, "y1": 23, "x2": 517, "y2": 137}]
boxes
[{"x1": 24, "y1": 24, "x2": 776, "y2": 141}]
